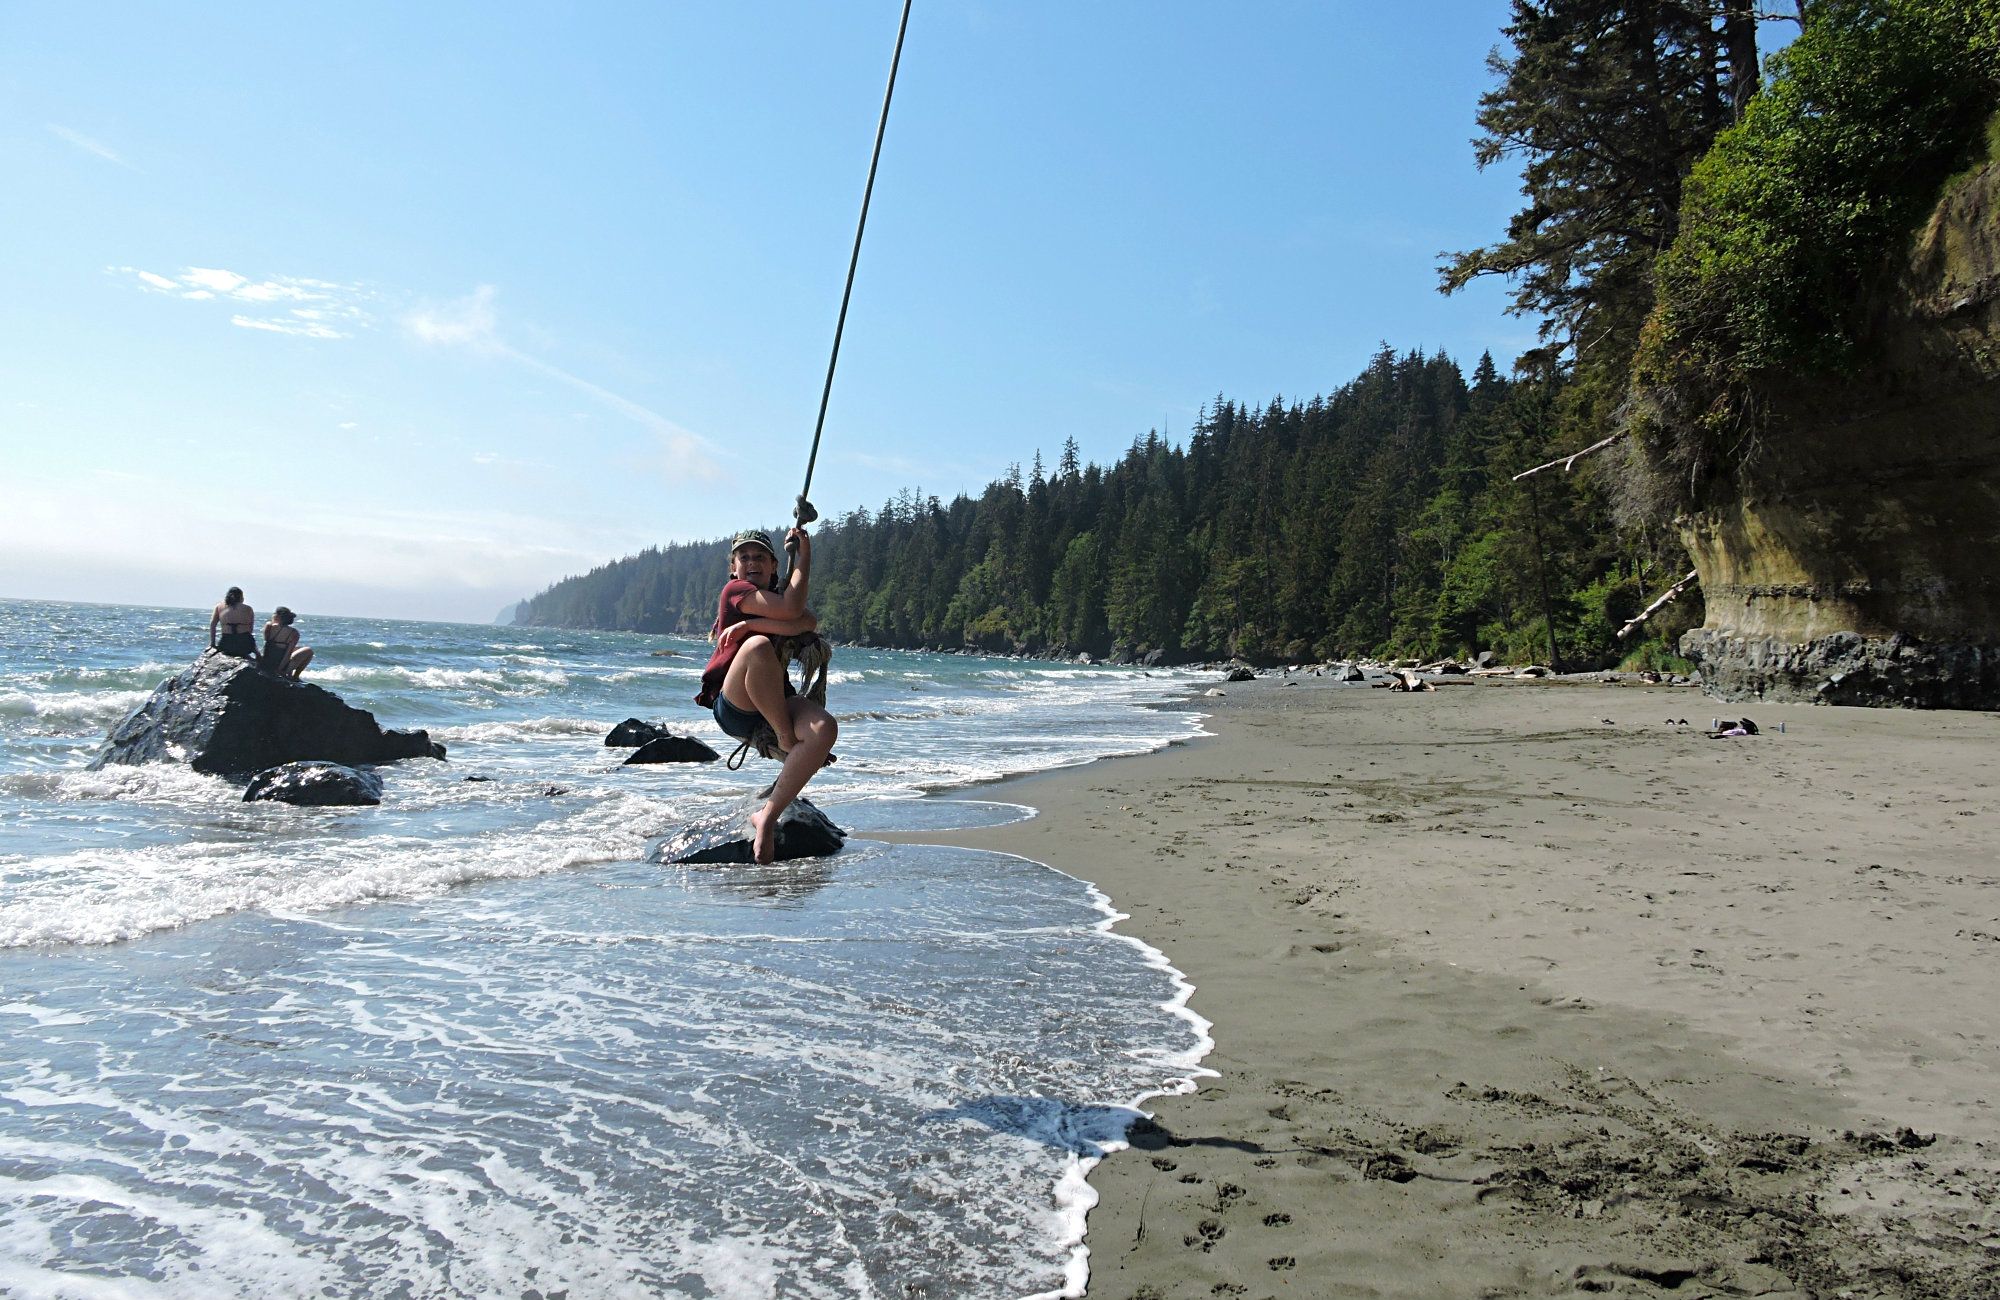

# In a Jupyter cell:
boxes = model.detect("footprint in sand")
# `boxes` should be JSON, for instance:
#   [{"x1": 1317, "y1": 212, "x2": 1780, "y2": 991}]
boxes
[
  {"x1": 1269, "y1": 1255, "x2": 1297, "y2": 1271},
  {"x1": 1151, "y1": 1157, "x2": 1178, "y2": 1171},
  {"x1": 1263, "y1": 1212, "x2": 1292, "y2": 1226},
  {"x1": 1184, "y1": 1219, "x2": 1225, "y2": 1252}
]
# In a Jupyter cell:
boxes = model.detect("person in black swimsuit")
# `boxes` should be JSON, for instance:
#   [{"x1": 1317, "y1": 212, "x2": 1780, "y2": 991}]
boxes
[
  {"x1": 209, "y1": 588, "x2": 257, "y2": 657},
  {"x1": 260, "y1": 607, "x2": 313, "y2": 680}
]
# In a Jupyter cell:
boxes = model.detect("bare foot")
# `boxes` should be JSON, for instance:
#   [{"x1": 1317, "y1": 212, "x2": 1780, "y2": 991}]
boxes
[{"x1": 749, "y1": 806, "x2": 778, "y2": 864}]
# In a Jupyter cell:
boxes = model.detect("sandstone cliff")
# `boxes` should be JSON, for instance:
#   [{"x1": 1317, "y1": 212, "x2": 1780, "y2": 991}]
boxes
[{"x1": 1681, "y1": 130, "x2": 2000, "y2": 707}]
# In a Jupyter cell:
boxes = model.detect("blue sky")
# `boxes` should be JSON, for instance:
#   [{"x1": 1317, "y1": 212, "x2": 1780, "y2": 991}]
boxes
[{"x1": 2, "y1": 2, "x2": 1528, "y2": 623}]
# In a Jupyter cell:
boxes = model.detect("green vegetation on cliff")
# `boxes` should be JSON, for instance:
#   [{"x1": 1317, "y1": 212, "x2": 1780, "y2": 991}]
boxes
[{"x1": 1634, "y1": 0, "x2": 2000, "y2": 503}]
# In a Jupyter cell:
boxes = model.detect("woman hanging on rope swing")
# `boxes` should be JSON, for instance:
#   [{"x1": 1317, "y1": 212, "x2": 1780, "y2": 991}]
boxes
[{"x1": 694, "y1": 526, "x2": 838, "y2": 864}]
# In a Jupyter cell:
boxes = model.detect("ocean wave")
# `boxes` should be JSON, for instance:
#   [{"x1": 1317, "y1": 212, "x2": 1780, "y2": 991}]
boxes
[
  {"x1": 603, "y1": 666, "x2": 694, "y2": 684},
  {"x1": 44, "y1": 763, "x2": 243, "y2": 808},
  {"x1": 0, "y1": 791, "x2": 688, "y2": 949},
  {"x1": 307, "y1": 665, "x2": 569, "y2": 692},
  {"x1": 0, "y1": 689, "x2": 151, "y2": 726},
  {"x1": 432, "y1": 717, "x2": 608, "y2": 744}
]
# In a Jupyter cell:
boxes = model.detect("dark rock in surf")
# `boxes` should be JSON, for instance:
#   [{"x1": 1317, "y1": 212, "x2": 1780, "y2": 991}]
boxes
[
  {"x1": 243, "y1": 761, "x2": 383, "y2": 807},
  {"x1": 605, "y1": 718, "x2": 668, "y2": 747},
  {"x1": 623, "y1": 734, "x2": 720, "y2": 765},
  {"x1": 653, "y1": 795, "x2": 846, "y2": 864},
  {"x1": 92, "y1": 652, "x2": 445, "y2": 777},
  {"x1": 1225, "y1": 666, "x2": 1256, "y2": 682}
]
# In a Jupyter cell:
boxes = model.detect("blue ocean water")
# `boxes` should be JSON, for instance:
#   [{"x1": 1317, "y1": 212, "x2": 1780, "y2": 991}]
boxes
[{"x1": 0, "y1": 599, "x2": 1211, "y2": 1298}]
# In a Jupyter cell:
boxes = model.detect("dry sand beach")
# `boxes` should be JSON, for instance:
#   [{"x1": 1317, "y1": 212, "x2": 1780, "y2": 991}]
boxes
[{"x1": 878, "y1": 677, "x2": 1999, "y2": 1298}]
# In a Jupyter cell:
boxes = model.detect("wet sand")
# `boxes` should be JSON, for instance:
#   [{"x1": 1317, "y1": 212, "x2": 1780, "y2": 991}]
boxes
[{"x1": 874, "y1": 677, "x2": 2000, "y2": 1298}]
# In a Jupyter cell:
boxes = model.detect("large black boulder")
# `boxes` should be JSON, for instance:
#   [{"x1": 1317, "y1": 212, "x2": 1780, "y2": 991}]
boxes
[
  {"x1": 605, "y1": 718, "x2": 668, "y2": 747},
  {"x1": 92, "y1": 652, "x2": 445, "y2": 776},
  {"x1": 244, "y1": 762, "x2": 384, "y2": 807},
  {"x1": 653, "y1": 795, "x2": 846, "y2": 864},
  {"x1": 624, "y1": 734, "x2": 720, "y2": 765}
]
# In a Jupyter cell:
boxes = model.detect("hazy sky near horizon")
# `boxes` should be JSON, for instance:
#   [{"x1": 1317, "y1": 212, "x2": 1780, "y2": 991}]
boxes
[{"x1": 3, "y1": 2, "x2": 1528, "y2": 624}]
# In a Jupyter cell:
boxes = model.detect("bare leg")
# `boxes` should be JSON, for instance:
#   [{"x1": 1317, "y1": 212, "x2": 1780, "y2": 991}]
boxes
[
  {"x1": 287, "y1": 646, "x2": 314, "y2": 680},
  {"x1": 748, "y1": 699, "x2": 837, "y2": 863},
  {"x1": 719, "y1": 636, "x2": 799, "y2": 753}
]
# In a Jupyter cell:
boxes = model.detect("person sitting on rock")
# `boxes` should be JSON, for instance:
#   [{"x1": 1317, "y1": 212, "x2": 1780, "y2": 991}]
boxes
[
  {"x1": 261, "y1": 607, "x2": 313, "y2": 680},
  {"x1": 694, "y1": 527, "x2": 838, "y2": 864},
  {"x1": 209, "y1": 587, "x2": 256, "y2": 658}
]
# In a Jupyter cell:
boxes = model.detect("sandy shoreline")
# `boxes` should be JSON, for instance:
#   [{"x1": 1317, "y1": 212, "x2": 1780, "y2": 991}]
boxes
[{"x1": 871, "y1": 677, "x2": 1999, "y2": 1298}]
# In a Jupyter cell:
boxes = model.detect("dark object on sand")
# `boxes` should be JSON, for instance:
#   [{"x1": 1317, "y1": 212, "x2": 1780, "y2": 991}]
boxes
[
  {"x1": 1334, "y1": 663, "x2": 1366, "y2": 682},
  {"x1": 605, "y1": 718, "x2": 669, "y2": 747},
  {"x1": 1707, "y1": 717, "x2": 1762, "y2": 738},
  {"x1": 623, "y1": 734, "x2": 721, "y2": 765},
  {"x1": 653, "y1": 795, "x2": 846, "y2": 864},
  {"x1": 244, "y1": 761, "x2": 383, "y2": 807},
  {"x1": 92, "y1": 653, "x2": 445, "y2": 777},
  {"x1": 1225, "y1": 666, "x2": 1256, "y2": 682}
]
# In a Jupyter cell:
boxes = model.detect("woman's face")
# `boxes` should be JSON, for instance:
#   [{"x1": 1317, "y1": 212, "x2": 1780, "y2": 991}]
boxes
[{"x1": 731, "y1": 545, "x2": 776, "y2": 587}]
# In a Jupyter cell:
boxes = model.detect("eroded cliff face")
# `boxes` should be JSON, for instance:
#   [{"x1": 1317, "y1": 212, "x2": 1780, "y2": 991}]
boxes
[{"x1": 1682, "y1": 144, "x2": 2000, "y2": 708}]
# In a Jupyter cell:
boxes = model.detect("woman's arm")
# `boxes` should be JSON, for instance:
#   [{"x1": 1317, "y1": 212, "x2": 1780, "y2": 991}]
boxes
[
  {"x1": 720, "y1": 612, "x2": 818, "y2": 645},
  {"x1": 208, "y1": 606, "x2": 221, "y2": 646}
]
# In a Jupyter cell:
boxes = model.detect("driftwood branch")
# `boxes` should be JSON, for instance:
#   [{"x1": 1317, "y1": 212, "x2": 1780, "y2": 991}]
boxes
[
  {"x1": 1511, "y1": 433, "x2": 1626, "y2": 481},
  {"x1": 1616, "y1": 569, "x2": 1700, "y2": 640}
]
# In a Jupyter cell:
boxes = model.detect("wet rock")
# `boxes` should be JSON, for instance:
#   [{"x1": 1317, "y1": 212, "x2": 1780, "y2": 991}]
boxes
[
  {"x1": 243, "y1": 761, "x2": 383, "y2": 807},
  {"x1": 1225, "y1": 666, "x2": 1256, "y2": 682},
  {"x1": 605, "y1": 718, "x2": 668, "y2": 747},
  {"x1": 1682, "y1": 628, "x2": 2000, "y2": 709},
  {"x1": 623, "y1": 734, "x2": 720, "y2": 765},
  {"x1": 1334, "y1": 663, "x2": 1367, "y2": 682},
  {"x1": 653, "y1": 795, "x2": 846, "y2": 864},
  {"x1": 93, "y1": 653, "x2": 444, "y2": 777}
]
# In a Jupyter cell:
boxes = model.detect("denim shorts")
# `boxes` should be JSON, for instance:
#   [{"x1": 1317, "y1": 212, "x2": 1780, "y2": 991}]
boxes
[{"x1": 712, "y1": 692, "x2": 763, "y2": 741}]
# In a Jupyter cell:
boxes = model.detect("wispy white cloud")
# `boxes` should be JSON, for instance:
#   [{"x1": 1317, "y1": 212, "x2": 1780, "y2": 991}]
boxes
[
  {"x1": 840, "y1": 449, "x2": 977, "y2": 483},
  {"x1": 229, "y1": 313, "x2": 345, "y2": 339},
  {"x1": 48, "y1": 124, "x2": 137, "y2": 170},
  {"x1": 114, "y1": 265, "x2": 373, "y2": 338},
  {"x1": 406, "y1": 285, "x2": 722, "y2": 480}
]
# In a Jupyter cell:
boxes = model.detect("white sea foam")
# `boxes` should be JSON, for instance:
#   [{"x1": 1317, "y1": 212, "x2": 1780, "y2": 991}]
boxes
[
  {"x1": 0, "y1": 790, "x2": 686, "y2": 948},
  {"x1": 431, "y1": 716, "x2": 607, "y2": 744},
  {"x1": 0, "y1": 689, "x2": 150, "y2": 725}
]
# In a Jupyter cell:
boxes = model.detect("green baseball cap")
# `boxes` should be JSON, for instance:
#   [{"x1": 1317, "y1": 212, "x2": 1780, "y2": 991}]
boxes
[{"x1": 730, "y1": 530, "x2": 777, "y2": 559}]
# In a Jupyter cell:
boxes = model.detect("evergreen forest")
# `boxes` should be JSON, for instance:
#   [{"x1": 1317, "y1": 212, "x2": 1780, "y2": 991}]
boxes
[{"x1": 518, "y1": 347, "x2": 1689, "y2": 669}]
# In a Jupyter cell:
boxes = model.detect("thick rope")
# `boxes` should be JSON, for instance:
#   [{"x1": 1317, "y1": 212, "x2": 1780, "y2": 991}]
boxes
[{"x1": 794, "y1": 0, "x2": 913, "y2": 538}]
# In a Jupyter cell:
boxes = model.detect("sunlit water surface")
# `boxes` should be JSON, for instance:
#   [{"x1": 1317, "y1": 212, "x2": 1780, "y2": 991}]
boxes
[{"x1": 0, "y1": 599, "x2": 1211, "y2": 1298}]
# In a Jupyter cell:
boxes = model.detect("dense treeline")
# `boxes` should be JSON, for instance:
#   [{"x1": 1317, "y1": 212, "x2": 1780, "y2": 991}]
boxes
[{"x1": 517, "y1": 347, "x2": 1696, "y2": 669}]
